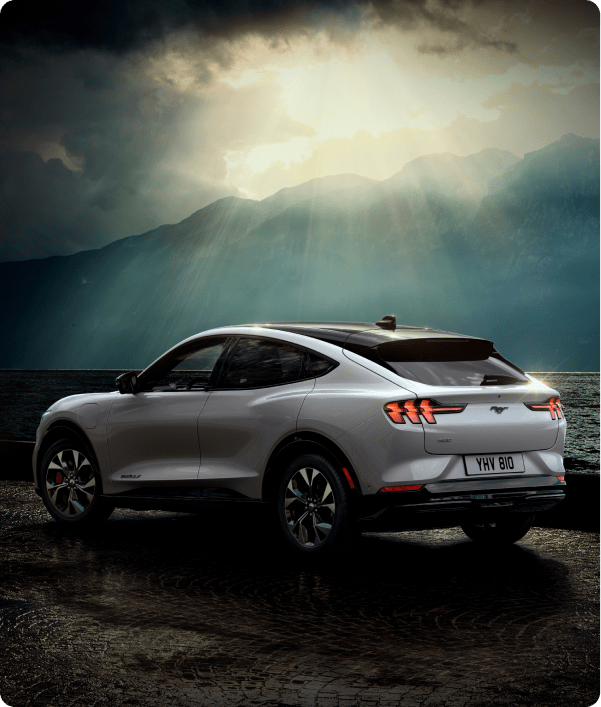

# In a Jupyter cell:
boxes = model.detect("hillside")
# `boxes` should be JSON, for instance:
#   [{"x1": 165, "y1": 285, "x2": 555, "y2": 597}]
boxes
[{"x1": 1, "y1": 136, "x2": 598, "y2": 371}]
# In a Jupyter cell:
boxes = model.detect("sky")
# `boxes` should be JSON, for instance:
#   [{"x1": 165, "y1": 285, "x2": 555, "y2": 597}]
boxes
[{"x1": 0, "y1": 0, "x2": 598, "y2": 263}]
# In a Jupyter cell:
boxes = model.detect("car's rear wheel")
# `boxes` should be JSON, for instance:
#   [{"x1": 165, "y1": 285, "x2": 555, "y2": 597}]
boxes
[
  {"x1": 276, "y1": 453, "x2": 358, "y2": 556},
  {"x1": 39, "y1": 437, "x2": 115, "y2": 525},
  {"x1": 461, "y1": 513, "x2": 536, "y2": 544}
]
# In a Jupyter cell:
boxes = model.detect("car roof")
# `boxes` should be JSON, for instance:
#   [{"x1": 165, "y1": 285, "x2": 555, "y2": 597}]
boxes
[
  {"x1": 141, "y1": 320, "x2": 493, "y2": 382},
  {"x1": 237, "y1": 321, "x2": 424, "y2": 332},
  {"x1": 225, "y1": 321, "x2": 477, "y2": 348}
]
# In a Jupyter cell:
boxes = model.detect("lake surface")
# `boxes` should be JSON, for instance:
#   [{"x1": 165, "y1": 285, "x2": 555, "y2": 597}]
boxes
[{"x1": 0, "y1": 370, "x2": 598, "y2": 474}]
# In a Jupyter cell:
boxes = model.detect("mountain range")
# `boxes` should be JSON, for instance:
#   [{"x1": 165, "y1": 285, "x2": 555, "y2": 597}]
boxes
[{"x1": 1, "y1": 134, "x2": 598, "y2": 371}]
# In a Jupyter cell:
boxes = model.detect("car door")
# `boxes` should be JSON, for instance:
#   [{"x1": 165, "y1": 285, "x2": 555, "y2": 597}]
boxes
[
  {"x1": 197, "y1": 336, "x2": 316, "y2": 499},
  {"x1": 106, "y1": 336, "x2": 230, "y2": 495}
]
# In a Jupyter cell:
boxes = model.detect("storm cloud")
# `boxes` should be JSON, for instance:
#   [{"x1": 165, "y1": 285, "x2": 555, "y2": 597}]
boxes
[
  {"x1": 0, "y1": 22, "x2": 315, "y2": 260},
  {"x1": 2, "y1": 0, "x2": 596, "y2": 58},
  {"x1": 0, "y1": 0, "x2": 598, "y2": 262},
  {"x1": 0, "y1": 0, "x2": 363, "y2": 55}
]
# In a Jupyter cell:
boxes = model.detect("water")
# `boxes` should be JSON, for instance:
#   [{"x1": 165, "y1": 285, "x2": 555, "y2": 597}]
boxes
[
  {"x1": 0, "y1": 370, "x2": 598, "y2": 474},
  {"x1": 0, "y1": 370, "x2": 126, "y2": 442}
]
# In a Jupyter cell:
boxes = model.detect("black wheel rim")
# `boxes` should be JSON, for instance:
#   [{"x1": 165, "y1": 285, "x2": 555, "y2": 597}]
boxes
[
  {"x1": 284, "y1": 467, "x2": 336, "y2": 547},
  {"x1": 45, "y1": 449, "x2": 96, "y2": 517}
]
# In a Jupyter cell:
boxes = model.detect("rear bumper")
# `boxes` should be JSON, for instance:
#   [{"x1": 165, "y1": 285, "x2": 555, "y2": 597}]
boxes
[{"x1": 355, "y1": 475, "x2": 566, "y2": 532}]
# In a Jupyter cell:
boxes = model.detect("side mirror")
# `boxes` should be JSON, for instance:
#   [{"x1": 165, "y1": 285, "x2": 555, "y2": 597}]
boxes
[{"x1": 115, "y1": 371, "x2": 140, "y2": 395}]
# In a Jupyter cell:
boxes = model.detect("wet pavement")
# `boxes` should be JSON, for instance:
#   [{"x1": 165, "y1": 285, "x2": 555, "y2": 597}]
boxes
[{"x1": 0, "y1": 480, "x2": 598, "y2": 707}]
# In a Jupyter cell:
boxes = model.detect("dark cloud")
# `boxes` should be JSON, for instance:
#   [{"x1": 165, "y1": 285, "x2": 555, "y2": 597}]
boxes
[
  {"x1": 0, "y1": 40, "x2": 316, "y2": 261},
  {"x1": 0, "y1": 143, "x2": 241, "y2": 262},
  {"x1": 0, "y1": 149, "x2": 110, "y2": 260},
  {"x1": 0, "y1": 0, "x2": 530, "y2": 59},
  {"x1": 2, "y1": 0, "x2": 595, "y2": 66},
  {"x1": 367, "y1": 0, "x2": 597, "y2": 59},
  {"x1": 0, "y1": 51, "x2": 187, "y2": 261},
  {"x1": 0, "y1": 0, "x2": 362, "y2": 56},
  {"x1": 418, "y1": 38, "x2": 515, "y2": 54},
  {"x1": 1, "y1": 0, "x2": 598, "y2": 62},
  {"x1": 0, "y1": 0, "x2": 597, "y2": 262}
]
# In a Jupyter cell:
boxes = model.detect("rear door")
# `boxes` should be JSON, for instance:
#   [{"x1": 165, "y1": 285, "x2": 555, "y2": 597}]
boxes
[{"x1": 197, "y1": 336, "x2": 315, "y2": 499}]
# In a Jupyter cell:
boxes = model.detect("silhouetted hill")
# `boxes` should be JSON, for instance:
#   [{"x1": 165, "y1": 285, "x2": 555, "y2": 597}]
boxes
[
  {"x1": 259, "y1": 174, "x2": 377, "y2": 216},
  {"x1": 1, "y1": 136, "x2": 598, "y2": 371},
  {"x1": 384, "y1": 148, "x2": 520, "y2": 199}
]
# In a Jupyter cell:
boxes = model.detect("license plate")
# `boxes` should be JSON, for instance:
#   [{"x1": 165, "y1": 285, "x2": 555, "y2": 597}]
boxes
[{"x1": 464, "y1": 453, "x2": 525, "y2": 475}]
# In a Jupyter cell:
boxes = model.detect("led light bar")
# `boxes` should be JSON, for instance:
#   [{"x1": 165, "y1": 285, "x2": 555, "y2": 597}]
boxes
[
  {"x1": 384, "y1": 399, "x2": 466, "y2": 425},
  {"x1": 524, "y1": 397, "x2": 563, "y2": 420}
]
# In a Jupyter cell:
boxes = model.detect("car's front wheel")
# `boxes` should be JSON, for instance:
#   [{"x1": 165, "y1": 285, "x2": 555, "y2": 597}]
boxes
[
  {"x1": 461, "y1": 513, "x2": 536, "y2": 544},
  {"x1": 276, "y1": 453, "x2": 358, "y2": 556},
  {"x1": 39, "y1": 437, "x2": 115, "y2": 525}
]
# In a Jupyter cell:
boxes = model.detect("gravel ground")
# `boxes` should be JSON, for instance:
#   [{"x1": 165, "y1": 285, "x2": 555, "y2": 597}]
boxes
[{"x1": 0, "y1": 480, "x2": 598, "y2": 707}]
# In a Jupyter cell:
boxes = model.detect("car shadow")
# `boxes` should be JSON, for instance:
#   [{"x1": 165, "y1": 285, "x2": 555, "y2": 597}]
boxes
[{"x1": 29, "y1": 508, "x2": 572, "y2": 627}]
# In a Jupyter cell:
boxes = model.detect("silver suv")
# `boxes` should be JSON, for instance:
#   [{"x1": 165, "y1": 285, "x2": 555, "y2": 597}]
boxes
[{"x1": 34, "y1": 317, "x2": 567, "y2": 555}]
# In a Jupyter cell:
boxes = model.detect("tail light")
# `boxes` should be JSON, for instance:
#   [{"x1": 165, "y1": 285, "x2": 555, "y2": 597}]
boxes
[
  {"x1": 384, "y1": 399, "x2": 466, "y2": 425},
  {"x1": 379, "y1": 484, "x2": 424, "y2": 493},
  {"x1": 524, "y1": 397, "x2": 563, "y2": 420}
]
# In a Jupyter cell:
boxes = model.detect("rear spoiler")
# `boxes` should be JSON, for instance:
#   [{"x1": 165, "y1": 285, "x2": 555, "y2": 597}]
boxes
[{"x1": 368, "y1": 337, "x2": 494, "y2": 363}]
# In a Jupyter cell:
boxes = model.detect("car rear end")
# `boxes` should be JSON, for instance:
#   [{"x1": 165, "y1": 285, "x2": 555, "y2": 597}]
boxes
[{"x1": 336, "y1": 331, "x2": 567, "y2": 532}]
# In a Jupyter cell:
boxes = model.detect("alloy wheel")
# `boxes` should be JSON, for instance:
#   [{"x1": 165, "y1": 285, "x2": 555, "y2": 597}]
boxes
[
  {"x1": 284, "y1": 467, "x2": 336, "y2": 547},
  {"x1": 45, "y1": 449, "x2": 96, "y2": 517}
]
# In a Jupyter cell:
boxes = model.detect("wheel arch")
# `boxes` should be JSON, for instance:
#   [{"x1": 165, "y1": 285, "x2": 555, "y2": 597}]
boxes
[
  {"x1": 262, "y1": 432, "x2": 362, "y2": 503},
  {"x1": 36, "y1": 420, "x2": 98, "y2": 484}
]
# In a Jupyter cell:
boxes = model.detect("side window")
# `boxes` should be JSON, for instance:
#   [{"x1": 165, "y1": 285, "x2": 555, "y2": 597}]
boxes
[
  {"x1": 219, "y1": 338, "x2": 307, "y2": 389},
  {"x1": 143, "y1": 338, "x2": 228, "y2": 391},
  {"x1": 309, "y1": 353, "x2": 337, "y2": 377}
]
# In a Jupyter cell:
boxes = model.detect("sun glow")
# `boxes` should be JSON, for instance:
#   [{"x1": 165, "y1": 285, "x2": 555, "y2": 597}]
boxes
[
  {"x1": 167, "y1": 25, "x2": 598, "y2": 200},
  {"x1": 219, "y1": 47, "x2": 452, "y2": 189},
  {"x1": 276, "y1": 54, "x2": 445, "y2": 139}
]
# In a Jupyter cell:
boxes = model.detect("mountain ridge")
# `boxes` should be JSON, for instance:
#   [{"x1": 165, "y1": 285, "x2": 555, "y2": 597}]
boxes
[{"x1": 1, "y1": 134, "x2": 598, "y2": 371}]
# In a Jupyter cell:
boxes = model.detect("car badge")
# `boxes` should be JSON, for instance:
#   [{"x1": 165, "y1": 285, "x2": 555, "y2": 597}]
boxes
[{"x1": 490, "y1": 406, "x2": 508, "y2": 414}]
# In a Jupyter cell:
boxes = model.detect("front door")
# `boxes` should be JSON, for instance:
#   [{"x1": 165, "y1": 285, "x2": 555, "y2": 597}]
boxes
[
  {"x1": 106, "y1": 336, "x2": 229, "y2": 494},
  {"x1": 197, "y1": 336, "x2": 315, "y2": 499}
]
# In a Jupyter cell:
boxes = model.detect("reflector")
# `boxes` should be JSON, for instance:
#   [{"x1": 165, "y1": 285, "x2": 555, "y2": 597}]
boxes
[
  {"x1": 342, "y1": 467, "x2": 355, "y2": 489},
  {"x1": 379, "y1": 485, "x2": 424, "y2": 493}
]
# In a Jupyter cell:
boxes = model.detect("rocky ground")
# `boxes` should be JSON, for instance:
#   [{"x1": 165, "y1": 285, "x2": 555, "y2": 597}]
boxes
[{"x1": 0, "y1": 480, "x2": 598, "y2": 707}]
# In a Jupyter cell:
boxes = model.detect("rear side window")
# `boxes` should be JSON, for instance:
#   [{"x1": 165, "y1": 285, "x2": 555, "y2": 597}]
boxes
[
  {"x1": 219, "y1": 338, "x2": 308, "y2": 389},
  {"x1": 309, "y1": 353, "x2": 337, "y2": 377}
]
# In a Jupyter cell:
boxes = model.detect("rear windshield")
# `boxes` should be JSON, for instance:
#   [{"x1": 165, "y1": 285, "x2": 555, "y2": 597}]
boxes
[
  {"x1": 383, "y1": 358, "x2": 530, "y2": 387},
  {"x1": 354, "y1": 339, "x2": 529, "y2": 387}
]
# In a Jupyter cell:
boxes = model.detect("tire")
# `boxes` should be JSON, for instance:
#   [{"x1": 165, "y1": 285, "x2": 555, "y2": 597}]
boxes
[
  {"x1": 39, "y1": 437, "x2": 115, "y2": 525},
  {"x1": 461, "y1": 513, "x2": 536, "y2": 545},
  {"x1": 276, "y1": 453, "x2": 359, "y2": 556}
]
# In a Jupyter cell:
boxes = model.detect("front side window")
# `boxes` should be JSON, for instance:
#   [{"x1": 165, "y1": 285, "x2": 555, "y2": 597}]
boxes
[
  {"x1": 219, "y1": 338, "x2": 308, "y2": 389},
  {"x1": 142, "y1": 337, "x2": 228, "y2": 391}
]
